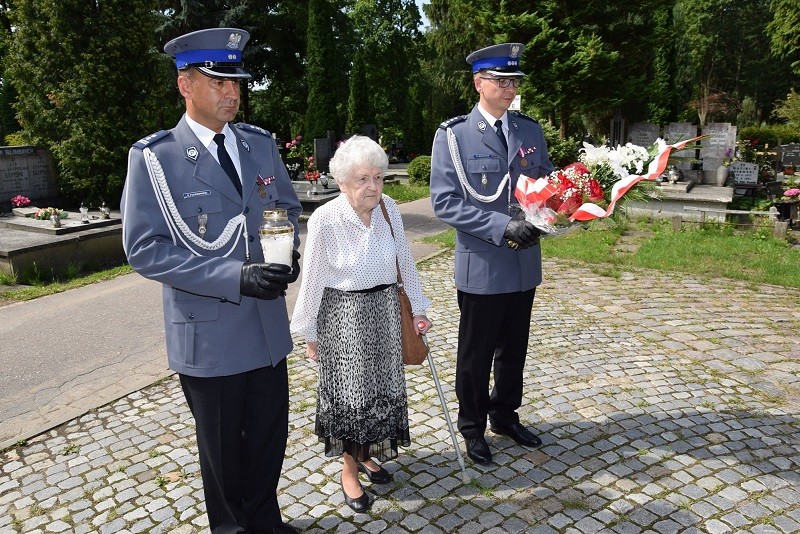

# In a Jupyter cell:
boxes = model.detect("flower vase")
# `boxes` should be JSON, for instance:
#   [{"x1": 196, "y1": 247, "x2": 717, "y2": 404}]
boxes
[
  {"x1": 50, "y1": 214, "x2": 61, "y2": 228},
  {"x1": 307, "y1": 180, "x2": 318, "y2": 196},
  {"x1": 716, "y1": 165, "x2": 729, "y2": 187}
]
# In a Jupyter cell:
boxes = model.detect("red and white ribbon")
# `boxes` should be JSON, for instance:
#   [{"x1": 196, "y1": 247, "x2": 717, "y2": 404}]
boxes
[{"x1": 570, "y1": 135, "x2": 704, "y2": 221}]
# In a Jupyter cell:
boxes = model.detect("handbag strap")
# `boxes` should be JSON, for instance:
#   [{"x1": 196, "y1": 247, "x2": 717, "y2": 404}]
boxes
[{"x1": 378, "y1": 199, "x2": 404, "y2": 287}]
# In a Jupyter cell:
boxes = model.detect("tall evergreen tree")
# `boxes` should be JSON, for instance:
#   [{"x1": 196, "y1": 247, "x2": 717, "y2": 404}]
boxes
[
  {"x1": 767, "y1": 0, "x2": 800, "y2": 77},
  {"x1": 348, "y1": 0, "x2": 421, "y2": 153},
  {"x1": 346, "y1": 48, "x2": 370, "y2": 134},
  {"x1": 0, "y1": 0, "x2": 19, "y2": 144},
  {"x1": 6, "y1": 0, "x2": 167, "y2": 206},
  {"x1": 305, "y1": 0, "x2": 338, "y2": 140}
]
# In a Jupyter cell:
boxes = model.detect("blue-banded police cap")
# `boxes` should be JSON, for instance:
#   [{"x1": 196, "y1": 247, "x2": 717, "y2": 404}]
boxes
[
  {"x1": 466, "y1": 42, "x2": 525, "y2": 77},
  {"x1": 164, "y1": 28, "x2": 252, "y2": 80}
]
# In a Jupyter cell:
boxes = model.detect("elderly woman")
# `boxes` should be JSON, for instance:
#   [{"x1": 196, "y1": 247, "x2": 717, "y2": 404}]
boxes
[{"x1": 291, "y1": 135, "x2": 432, "y2": 513}]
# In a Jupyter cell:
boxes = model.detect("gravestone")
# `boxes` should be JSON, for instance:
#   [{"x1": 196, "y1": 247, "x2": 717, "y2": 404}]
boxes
[
  {"x1": 664, "y1": 122, "x2": 697, "y2": 144},
  {"x1": 0, "y1": 146, "x2": 58, "y2": 205},
  {"x1": 361, "y1": 124, "x2": 378, "y2": 142},
  {"x1": 700, "y1": 123, "x2": 736, "y2": 171},
  {"x1": 779, "y1": 143, "x2": 800, "y2": 166},
  {"x1": 665, "y1": 122, "x2": 699, "y2": 172},
  {"x1": 627, "y1": 122, "x2": 660, "y2": 148},
  {"x1": 609, "y1": 109, "x2": 625, "y2": 147},
  {"x1": 313, "y1": 138, "x2": 332, "y2": 173},
  {"x1": 730, "y1": 161, "x2": 759, "y2": 184}
]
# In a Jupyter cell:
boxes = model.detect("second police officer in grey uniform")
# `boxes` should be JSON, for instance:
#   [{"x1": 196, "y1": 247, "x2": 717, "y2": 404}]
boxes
[
  {"x1": 121, "y1": 28, "x2": 300, "y2": 533},
  {"x1": 430, "y1": 43, "x2": 555, "y2": 465}
]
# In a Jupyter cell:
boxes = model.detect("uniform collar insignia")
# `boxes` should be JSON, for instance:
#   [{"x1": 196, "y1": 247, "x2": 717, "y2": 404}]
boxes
[
  {"x1": 511, "y1": 120, "x2": 519, "y2": 130},
  {"x1": 477, "y1": 121, "x2": 487, "y2": 132},
  {"x1": 186, "y1": 146, "x2": 199, "y2": 161},
  {"x1": 240, "y1": 139, "x2": 250, "y2": 152}
]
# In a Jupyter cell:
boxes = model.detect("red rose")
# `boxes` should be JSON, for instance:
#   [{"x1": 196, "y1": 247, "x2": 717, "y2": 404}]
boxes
[{"x1": 588, "y1": 179, "x2": 604, "y2": 201}]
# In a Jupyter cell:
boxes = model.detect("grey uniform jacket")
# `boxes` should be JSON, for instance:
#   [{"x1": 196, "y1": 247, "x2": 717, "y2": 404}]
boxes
[
  {"x1": 430, "y1": 105, "x2": 555, "y2": 295},
  {"x1": 121, "y1": 116, "x2": 302, "y2": 377}
]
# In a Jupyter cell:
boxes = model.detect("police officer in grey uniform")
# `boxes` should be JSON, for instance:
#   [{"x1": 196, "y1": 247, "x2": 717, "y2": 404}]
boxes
[
  {"x1": 121, "y1": 28, "x2": 300, "y2": 533},
  {"x1": 430, "y1": 43, "x2": 555, "y2": 465}
]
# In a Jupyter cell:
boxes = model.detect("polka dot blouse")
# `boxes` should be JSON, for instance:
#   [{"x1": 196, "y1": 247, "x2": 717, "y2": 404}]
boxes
[{"x1": 290, "y1": 194, "x2": 431, "y2": 342}]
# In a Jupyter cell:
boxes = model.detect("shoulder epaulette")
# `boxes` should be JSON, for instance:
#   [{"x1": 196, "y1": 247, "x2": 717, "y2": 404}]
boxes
[
  {"x1": 439, "y1": 115, "x2": 468, "y2": 129},
  {"x1": 133, "y1": 130, "x2": 169, "y2": 149},
  {"x1": 509, "y1": 110, "x2": 538, "y2": 123},
  {"x1": 235, "y1": 122, "x2": 271, "y2": 137}
]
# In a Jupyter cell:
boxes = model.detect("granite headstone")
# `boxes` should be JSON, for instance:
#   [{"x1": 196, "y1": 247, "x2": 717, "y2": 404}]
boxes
[
  {"x1": 0, "y1": 146, "x2": 58, "y2": 205},
  {"x1": 627, "y1": 122, "x2": 660, "y2": 148},
  {"x1": 700, "y1": 122, "x2": 736, "y2": 173}
]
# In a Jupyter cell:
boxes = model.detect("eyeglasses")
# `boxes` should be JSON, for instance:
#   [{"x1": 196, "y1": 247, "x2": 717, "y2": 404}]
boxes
[{"x1": 480, "y1": 77, "x2": 522, "y2": 88}]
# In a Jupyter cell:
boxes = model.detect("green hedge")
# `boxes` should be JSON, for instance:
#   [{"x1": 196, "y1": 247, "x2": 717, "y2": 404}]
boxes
[
  {"x1": 407, "y1": 155, "x2": 432, "y2": 185},
  {"x1": 739, "y1": 124, "x2": 800, "y2": 147}
]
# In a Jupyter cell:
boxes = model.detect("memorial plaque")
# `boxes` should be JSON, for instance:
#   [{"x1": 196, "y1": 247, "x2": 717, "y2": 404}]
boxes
[
  {"x1": 730, "y1": 161, "x2": 759, "y2": 184},
  {"x1": 779, "y1": 143, "x2": 800, "y2": 166},
  {"x1": 0, "y1": 146, "x2": 58, "y2": 202},
  {"x1": 700, "y1": 123, "x2": 736, "y2": 171},
  {"x1": 627, "y1": 122, "x2": 660, "y2": 148}
]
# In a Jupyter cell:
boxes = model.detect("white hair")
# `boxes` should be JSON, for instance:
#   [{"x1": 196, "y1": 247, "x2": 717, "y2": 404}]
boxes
[{"x1": 329, "y1": 135, "x2": 388, "y2": 184}]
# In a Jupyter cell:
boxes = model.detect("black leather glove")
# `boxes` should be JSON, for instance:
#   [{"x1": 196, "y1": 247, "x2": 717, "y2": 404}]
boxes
[
  {"x1": 240, "y1": 263, "x2": 291, "y2": 300},
  {"x1": 288, "y1": 249, "x2": 301, "y2": 284},
  {"x1": 503, "y1": 219, "x2": 541, "y2": 249}
]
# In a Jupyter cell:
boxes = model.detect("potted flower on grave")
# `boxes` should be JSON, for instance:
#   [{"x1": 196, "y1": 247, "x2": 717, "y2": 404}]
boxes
[
  {"x1": 304, "y1": 156, "x2": 320, "y2": 194},
  {"x1": 283, "y1": 135, "x2": 304, "y2": 180},
  {"x1": 10, "y1": 195, "x2": 30, "y2": 208}
]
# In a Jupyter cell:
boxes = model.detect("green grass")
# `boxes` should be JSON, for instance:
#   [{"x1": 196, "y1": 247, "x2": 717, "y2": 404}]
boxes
[
  {"x1": 383, "y1": 182, "x2": 430, "y2": 203},
  {"x1": 0, "y1": 264, "x2": 133, "y2": 301},
  {"x1": 426, "y1": 216, "x2": 800, "y2": 290}
]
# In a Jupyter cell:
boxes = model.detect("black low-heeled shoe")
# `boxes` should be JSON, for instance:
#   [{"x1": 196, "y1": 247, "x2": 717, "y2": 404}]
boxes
[
  {"x1": 357, "y1": 461, "x2": 393, "y2": 484},
  {"x1": 341, "y1": 476, "x2": 371, "y2": 513}
]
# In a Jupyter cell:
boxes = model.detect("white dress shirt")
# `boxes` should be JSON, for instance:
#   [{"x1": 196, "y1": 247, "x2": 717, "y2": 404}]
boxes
[
  {"x1": 184, "y1": 114, "x2": 243, "y2": 183},
  {"x1": 291, "y1": 194, "x2": 431, "y2": 341}
]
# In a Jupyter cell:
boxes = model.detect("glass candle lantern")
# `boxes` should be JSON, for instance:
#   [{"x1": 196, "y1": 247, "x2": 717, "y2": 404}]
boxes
[{"x1": 259, "y1": 209, "x2": 294, "y2": 267}]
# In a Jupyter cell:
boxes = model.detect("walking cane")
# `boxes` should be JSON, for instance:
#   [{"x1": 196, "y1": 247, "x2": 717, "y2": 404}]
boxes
[{"x1": 420, "y1": 322, "x2": 470, "y2": 484}]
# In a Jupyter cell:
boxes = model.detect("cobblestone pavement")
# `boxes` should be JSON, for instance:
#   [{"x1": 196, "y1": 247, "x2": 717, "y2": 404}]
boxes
[{"x1": 2, "y1": 252, "x2": 800, "y2": 533}]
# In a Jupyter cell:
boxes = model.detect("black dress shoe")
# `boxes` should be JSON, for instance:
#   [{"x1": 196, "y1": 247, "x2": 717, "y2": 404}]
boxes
[
  {"x1": 465, "y1": 436, "x2": 492, "y2": 464},
  {"x1": 341, "y1": 477, "x2": 371, "y2": 513},
  {"x1": 357, "y1": 461, "x2": 393, "y2": 484},
  {"x1": 490, "y1": 422, "x2": 543, "y2": 448}
]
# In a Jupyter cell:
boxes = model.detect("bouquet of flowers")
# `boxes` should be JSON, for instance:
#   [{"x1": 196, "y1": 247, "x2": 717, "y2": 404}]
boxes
[
  {"x1": 304, "y1": 155, "x2": 320, "y2": 181},
  {"x1": 10, "y1": 195, "x2": 30, "y2": 208},
  {"x1": 515, "y1": 136, "x2": 703, "y2": 233},
  {"x1": 285, "y1": 135, "x2": 303, "y2": 157},
  {"x1": 33, "y1": 207, "x2": 68, "y2": 220},
  {"x1": 782, "y1": 188, "x2": 800, "y2": 201}
]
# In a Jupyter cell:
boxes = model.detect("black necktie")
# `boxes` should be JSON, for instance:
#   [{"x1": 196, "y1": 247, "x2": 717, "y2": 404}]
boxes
[
  {"x1": 213, "y1": 133, "x2": 242, "y2": 197},
  {"x1": 494, "y1": 119, "x2": 508, "y2": 153}
]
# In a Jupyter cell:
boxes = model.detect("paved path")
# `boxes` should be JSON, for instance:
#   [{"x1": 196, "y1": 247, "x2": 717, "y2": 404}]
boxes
[
  {"x1": 2, "y1": 198, "x2": 800, "y2": 533},
  {"x1": 0, "y1": 197, "x2": 447, "y2": 451}
]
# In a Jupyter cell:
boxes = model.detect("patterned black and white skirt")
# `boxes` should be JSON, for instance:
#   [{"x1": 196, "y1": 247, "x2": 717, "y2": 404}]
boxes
[{"x1": 315, "y1": 284, "x2": 411, "y2": 462}]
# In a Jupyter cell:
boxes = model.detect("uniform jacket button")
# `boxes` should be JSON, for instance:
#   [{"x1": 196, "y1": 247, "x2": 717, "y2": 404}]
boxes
[
  {"x1": 188, "y1": 313, "x2": 194, "y2": 320},
  {"x1": 196, "y1": 207, "x2": 202, "y2": 213},
  {"x1": 248, "y1": 235, "x2": 255, "y2": 242}
]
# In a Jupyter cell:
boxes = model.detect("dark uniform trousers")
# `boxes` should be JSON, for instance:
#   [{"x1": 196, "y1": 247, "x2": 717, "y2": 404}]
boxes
[
  {"x1": 455, "y1": 288, "x2": 536, "y2": 438},
  {"x1": 179, "y1": 361, "x2": 289, "y2": 534}
]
